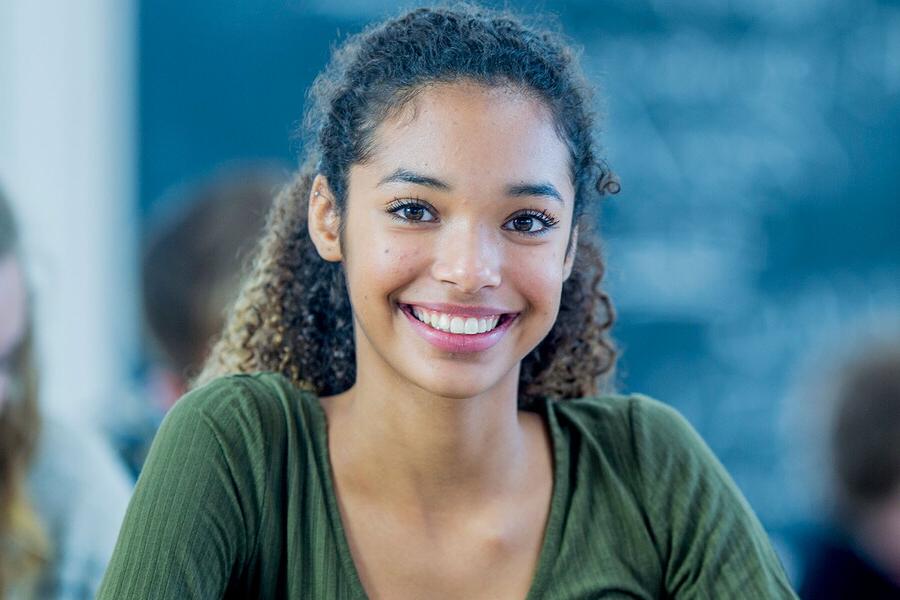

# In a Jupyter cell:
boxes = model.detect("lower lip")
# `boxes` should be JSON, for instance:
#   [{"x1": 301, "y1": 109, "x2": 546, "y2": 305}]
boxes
[{"x1": 400, "y1": 305, "x2": 518, "y2": 353}]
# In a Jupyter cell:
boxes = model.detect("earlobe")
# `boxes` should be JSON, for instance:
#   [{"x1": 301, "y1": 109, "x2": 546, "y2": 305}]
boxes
[
  {"x1": 563, "y1": 225, "x2": 578, "y2": 281},
  {"x1": 307, "y1": 174, "x2": 343, "y2": 262}
]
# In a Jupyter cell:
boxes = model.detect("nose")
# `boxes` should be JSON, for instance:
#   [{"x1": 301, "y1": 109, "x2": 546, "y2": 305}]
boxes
[{"x1": 430, "y1": 222, "x2": 501, "y2": 293}]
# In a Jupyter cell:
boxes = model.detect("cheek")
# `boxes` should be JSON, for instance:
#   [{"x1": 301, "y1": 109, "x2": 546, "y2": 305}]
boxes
[
  {"x1": 506, "y1": 247, "x2": 567, "y2": 316},
  {"x1": 376, "y1": 235, "x2": 423, "y2": 279},
  {"x1": 345, "y1": 231, "x2": 425, "y2": 302}
]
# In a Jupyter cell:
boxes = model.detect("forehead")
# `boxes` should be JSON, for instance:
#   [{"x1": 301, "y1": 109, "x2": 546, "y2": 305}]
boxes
[
  {"x1": 0, "y1": 255, "x2": 27, "y2": 356},
  {"x1": 363, "y1": 81, "x2": 573, "y2": 194}
]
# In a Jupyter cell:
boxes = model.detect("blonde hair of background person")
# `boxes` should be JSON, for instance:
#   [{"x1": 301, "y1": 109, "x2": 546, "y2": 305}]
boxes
[
  {"x1": 0, "y1": 191, "x2": 48, "y2": 598},
  {"x1": 98, "y1": 4, "x2": 798, "y2": 598}
]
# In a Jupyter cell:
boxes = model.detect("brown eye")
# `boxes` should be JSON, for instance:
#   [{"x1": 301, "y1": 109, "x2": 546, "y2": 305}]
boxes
[
  {"x1": 511, "y1": 216, "x2": 536, "y2": 232},
  {"x1": 386, "y1": 199, "x2": 437, "y2": 223},
  {"x1": 402, "y1": 205, "x2": 426, "y2": 221},
  {"x1": 502, "y1": 209, "x2": 560, "y2": 237}
]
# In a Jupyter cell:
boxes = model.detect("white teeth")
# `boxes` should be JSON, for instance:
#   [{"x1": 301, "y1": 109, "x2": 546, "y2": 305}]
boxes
[
  {"x1": 449, "y1": 316, "x2": 465, "y2": 334},
  {"x1": 464, "y1": 317, "x2": 479, "y2": 334},
  {"x1": 408, "y1": 306, "x2": 504, "y2": 335}
]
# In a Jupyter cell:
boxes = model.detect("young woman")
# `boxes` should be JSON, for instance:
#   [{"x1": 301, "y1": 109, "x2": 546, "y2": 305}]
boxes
[{"x1": 99, "y1": 5, "x2": 797, "y2": 598}]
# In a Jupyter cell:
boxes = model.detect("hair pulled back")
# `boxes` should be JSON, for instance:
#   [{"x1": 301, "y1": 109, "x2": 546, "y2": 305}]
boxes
[{"x1": 200, "y1": 3, "x2": 618, "y2": 406}]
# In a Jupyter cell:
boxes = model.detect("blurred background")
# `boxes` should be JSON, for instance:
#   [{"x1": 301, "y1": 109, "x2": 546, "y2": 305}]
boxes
[{"x1": 1, "y1": 0, "x2": 899, "y2": 592}]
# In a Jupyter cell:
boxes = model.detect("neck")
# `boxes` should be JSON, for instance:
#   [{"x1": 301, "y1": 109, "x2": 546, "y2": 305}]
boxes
[{"x1": 322, "y1": 356, "x2": 530, "y2": 514}]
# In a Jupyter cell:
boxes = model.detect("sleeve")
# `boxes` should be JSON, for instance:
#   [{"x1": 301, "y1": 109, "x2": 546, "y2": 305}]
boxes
[
  {"x1": 96, "y1": 377, "x2": 269, "y2": 599},
  {"x1": 628, "y1": 395, "x2": 798, "y2": 599}
]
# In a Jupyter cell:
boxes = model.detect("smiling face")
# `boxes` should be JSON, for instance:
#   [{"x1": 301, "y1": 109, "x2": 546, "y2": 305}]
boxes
[{"x1": 310, "y1": 81, "x2": 577, "y2": 400}]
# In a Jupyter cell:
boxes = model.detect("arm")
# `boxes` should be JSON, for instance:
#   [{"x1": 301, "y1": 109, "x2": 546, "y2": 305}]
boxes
[
  {"x1": 96, "y1": 378, "x2": 266, "y2": 599},
  {"x1": 629, "y1": 396, "x2": 798, "y2": 599}
]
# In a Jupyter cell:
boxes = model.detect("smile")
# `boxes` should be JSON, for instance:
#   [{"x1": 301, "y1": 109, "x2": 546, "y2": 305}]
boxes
[
  {"x1": 410, "y1": 306, "x2": 501, "y2": 335},
  {"x1": 399, "y1": 304, "x2": 519, "y2": 353}
]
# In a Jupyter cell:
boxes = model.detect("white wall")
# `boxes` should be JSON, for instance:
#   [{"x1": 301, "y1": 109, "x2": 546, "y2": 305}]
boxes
[{"x1": 0, "y1": 0, "x2": 138, "y2": 426}]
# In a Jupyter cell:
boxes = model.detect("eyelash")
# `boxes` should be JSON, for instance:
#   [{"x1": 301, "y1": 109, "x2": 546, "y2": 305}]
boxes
[{"x1": 385, "y1": 198, "x2": 560, "y2": 237}]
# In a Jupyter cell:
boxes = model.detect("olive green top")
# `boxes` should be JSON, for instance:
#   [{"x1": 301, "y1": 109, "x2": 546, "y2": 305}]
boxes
[{"x1": 97, "y1": 372, "x2": 797, "y2": 599}]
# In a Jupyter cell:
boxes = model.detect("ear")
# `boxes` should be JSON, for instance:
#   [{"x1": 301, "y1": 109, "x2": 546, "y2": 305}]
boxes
[
  {"x1": 563, "y1": 225, "x2": 578, "y2": 281},
  {"x1": 308, "y1": 174, "x2": 343, "y2": 262}
]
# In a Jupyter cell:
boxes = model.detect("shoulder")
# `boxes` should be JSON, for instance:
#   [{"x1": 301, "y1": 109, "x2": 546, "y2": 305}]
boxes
[
  {"x1": 552, "y1": 395, "x2": 796, "y2": 597},
  {"x1": 175, "y1": 371, "x2": 312, "y2": 421},
  {"x1": 550, "y1": 393, "x2": 738, "y2": 514},
  {"x1": 166, "y1": 371, "x2": 315, "y2": 447},
  {"x1": 554, "y1": 394, "x2": 794, "y2": 598},
  {"x1": 551, "y1": 393, "x2": 697, "y2": 460},
  {"x1": 554, "y1": 392, "x2": 690, "y2": 429},
  {"x1": 96, "y1": 373, "x2": 315, "y2": 598},
  {"x1": 149, "y1": 371, "x2": 318, "y2": 501}
]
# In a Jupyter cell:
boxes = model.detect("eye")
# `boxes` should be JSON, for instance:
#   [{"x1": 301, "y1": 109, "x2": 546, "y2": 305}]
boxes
[
  {"x1": 502, "y1": 209, "x2": 560, "y2": 237},
  {"x1": 386, "y1": 199, "x2": 437, "y2": 223}
]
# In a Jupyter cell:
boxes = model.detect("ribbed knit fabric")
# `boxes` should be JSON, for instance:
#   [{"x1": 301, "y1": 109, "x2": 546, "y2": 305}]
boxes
[{"x1": 97, "y1": 372, "x2": 797, "y2": 598}]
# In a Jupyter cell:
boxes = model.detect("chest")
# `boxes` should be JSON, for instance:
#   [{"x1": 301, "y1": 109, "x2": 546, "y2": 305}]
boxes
[{"x1": 339, "y1": 503, "x2": 548, "y2": 600}]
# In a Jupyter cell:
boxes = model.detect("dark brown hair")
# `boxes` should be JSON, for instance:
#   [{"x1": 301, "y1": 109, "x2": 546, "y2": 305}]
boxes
[
  {"x1": 142, "y1": 166, "x2": 282, "y2": 380},
  {"x1": 199, "y1": 4, "x2": 618, "y2": 406},
  {"x1": 831, "y1": 343, "x2": 900, "y2": 521}
]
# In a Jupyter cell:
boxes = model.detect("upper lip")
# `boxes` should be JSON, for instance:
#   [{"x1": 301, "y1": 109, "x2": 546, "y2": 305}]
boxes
[{"x1": 401, "y1": 302, "x2": 519, "y2": 318}]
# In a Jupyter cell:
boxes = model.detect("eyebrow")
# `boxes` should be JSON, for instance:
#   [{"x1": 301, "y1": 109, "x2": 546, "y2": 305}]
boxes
[
  {"x1": 378, "y1": 168, "x2": 451, "y2": 191},
  {"x1": 378, "y1": 168, "x2": 564, "y2": 203},
  {"x1": 506, "y1": 182, "x2": 564, "y2": 203}
]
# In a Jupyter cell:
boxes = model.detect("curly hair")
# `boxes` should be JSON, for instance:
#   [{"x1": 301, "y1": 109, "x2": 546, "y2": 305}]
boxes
[{"x1": 199, "y1": 3, "x2": 619, "y2": 407}]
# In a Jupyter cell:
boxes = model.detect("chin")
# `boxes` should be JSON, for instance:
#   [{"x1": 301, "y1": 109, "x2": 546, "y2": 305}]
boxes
[{"x1": 406, "y1": 369, "x2": 511, "y2": 400}]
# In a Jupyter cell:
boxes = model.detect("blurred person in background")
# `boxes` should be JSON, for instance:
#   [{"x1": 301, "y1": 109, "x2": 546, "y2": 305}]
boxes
[
  {"x1": 141, "y1": 165, "x2": 283, "y2": 409},
  {"x1": 116, "y1": 166, "x2": 282, "y2": 475},
  {"x1": 0, "y1": 191, "x2": 46, "y2": 599},
  {"x1": 800, "y1": 343, "x2": 900, "y2": 598},
  {"x1": 0, "y1": 189, "x2": 131, "y2": 599}
]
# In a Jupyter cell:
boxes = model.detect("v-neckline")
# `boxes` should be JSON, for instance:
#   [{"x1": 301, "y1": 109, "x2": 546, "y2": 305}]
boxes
[{"x1": 306, "y1": 393, "x2": 567, "y2": 600}]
